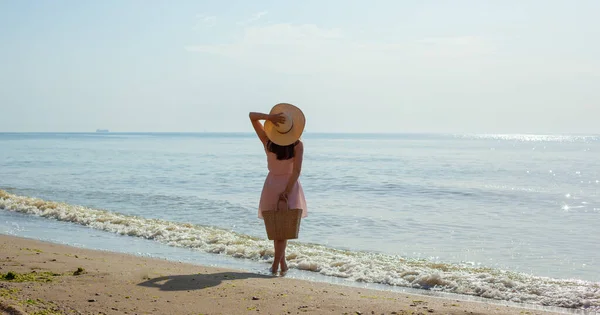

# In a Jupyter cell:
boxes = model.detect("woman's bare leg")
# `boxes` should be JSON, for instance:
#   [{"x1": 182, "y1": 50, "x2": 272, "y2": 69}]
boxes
[
  {"x1": 271, "y1": 240, "x2": 280, "y2": 273},
  {"x1": 279, "y1": 240, "x2": 288, "y2": 272},
  {"x1": 272, "y1": 240, "x2": 288, "y2": 273}
]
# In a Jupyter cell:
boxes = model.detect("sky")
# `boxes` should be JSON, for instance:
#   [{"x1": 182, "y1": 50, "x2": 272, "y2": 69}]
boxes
[{"x1": 0, "y1": 0, "x2": 598, "y2": 134}]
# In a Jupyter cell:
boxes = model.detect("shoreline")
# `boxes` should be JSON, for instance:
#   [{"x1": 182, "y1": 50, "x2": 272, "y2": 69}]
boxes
[{"x1": 0, "y1": 234, "x2": 574, "y2": 315}]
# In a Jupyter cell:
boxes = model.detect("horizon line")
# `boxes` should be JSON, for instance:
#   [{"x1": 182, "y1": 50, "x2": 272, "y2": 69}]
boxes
[{"x1": 0, "y1": 131, "x2": 599, "y2": 136}]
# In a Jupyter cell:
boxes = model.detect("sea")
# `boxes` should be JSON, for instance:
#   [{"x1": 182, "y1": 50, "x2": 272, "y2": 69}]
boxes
[{"x1": 1, "y1": 132, "x2": 598, "y2": 313}]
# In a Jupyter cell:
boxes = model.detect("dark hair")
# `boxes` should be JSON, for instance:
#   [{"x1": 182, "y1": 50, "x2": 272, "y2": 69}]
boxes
[{"x1": 267, "y1": 140, "x2": 299, "y2": 160}]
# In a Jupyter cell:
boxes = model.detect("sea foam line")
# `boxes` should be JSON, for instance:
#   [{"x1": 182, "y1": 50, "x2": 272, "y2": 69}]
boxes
[{"x1": 0, "y1": 190, "x2": 598, "y2": 311}]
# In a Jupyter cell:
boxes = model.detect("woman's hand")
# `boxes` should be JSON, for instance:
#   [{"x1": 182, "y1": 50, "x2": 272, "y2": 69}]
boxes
[
  {"x1": 268, "y1": 113, "x2": 286, "y2": 126},
  {"x1": 277, "y1": 191, "x2": 289, "y2": 211},
  {"x1": 279, "y1": 191, "x2": 289, "y2": 201}
]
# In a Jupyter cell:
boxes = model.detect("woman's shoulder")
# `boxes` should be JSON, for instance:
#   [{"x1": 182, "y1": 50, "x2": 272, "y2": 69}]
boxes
[{"x1": 294, "y1": 140, "x2": 304, "y2": 152}]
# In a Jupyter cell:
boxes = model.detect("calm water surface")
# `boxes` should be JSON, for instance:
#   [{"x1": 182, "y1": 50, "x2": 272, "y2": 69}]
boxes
[{"x1": 1, "y1": 132, "x2": 598, "y2": 311}]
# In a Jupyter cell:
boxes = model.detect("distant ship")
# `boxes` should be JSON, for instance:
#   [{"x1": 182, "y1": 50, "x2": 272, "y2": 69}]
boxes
[{"x1": 96, "y1": 129, "x2": 109, "y2": 133}]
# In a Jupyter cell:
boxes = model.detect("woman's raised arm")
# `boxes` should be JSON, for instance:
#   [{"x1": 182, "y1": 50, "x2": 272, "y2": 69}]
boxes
[{"x1": 249, "y1": 112, "x2": 285, "y2": 145}]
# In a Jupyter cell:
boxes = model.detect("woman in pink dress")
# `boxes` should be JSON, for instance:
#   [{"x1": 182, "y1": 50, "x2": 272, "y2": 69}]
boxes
[{"x1": 249, "y1": 103, "x2": 308, "y2": 275}]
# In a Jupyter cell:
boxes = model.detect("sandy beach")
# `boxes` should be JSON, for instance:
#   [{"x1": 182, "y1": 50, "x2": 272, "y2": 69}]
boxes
[{"x1": 0, "y1": 234, "x2": 568, "y2": 315}]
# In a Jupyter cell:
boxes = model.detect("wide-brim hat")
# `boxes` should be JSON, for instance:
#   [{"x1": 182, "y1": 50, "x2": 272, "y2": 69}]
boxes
[{"x1": 264, "y1": 103, "x2": 306, "y2": 146}]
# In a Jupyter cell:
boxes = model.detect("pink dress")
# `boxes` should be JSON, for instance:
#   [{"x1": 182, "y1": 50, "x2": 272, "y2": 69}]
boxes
[{"x1": 258, "y1": 144, "x2": 308, "y2": 219}]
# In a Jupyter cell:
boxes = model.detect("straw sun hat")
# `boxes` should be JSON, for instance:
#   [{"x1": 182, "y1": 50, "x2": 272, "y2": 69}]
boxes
[{"x1": 263, "y1": 103, "x2": 306, "y2": 146}]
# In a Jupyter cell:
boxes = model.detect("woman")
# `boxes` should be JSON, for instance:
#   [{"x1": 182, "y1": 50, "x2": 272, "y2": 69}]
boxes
[{"x1": 249, "y1": 103, "x2": 308, "y2": 275}]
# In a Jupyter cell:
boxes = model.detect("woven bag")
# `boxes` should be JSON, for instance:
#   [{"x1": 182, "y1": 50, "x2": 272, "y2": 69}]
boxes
[{"x1": 263, "y1": 195, "x2": 302, "y2": 240}]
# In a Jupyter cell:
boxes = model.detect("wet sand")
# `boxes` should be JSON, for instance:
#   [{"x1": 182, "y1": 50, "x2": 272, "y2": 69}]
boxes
[{"x1": 0, "y1": 234, "x2": 564, "y2": 315}]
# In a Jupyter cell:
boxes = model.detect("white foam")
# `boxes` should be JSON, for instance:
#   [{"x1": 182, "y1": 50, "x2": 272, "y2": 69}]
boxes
[{"x1": 0, "y1": 190, "x2": 598, "y2": 312}]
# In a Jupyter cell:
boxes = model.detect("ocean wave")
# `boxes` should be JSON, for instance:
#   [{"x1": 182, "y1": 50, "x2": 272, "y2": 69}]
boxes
[{"x1": 0, "y1": 190, "x2": 598, "y2": 311}]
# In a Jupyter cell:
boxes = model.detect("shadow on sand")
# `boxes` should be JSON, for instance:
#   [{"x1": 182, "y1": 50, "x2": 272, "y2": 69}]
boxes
[{"x1": 137, "y1": 271, "x2": 274, "y2": 291}]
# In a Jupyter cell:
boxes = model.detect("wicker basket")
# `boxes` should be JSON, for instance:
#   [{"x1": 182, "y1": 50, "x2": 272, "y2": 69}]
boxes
[{"x1": 263, "y1": 196, "x2": 302, "y2": 240}]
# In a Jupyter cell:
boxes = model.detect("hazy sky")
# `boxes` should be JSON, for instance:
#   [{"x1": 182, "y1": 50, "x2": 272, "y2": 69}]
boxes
[{"x1": 1, "y1": 0, "x2": 598, "y2": 133}]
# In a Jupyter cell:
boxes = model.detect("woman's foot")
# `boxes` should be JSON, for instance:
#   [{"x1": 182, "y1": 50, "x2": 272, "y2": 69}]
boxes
[
  {"x1": 279, "y1": 260, "x2": 288, "y2": 275},
  {"x1": 270, "y1": 263, "x2": 279, "y2": 275}
]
